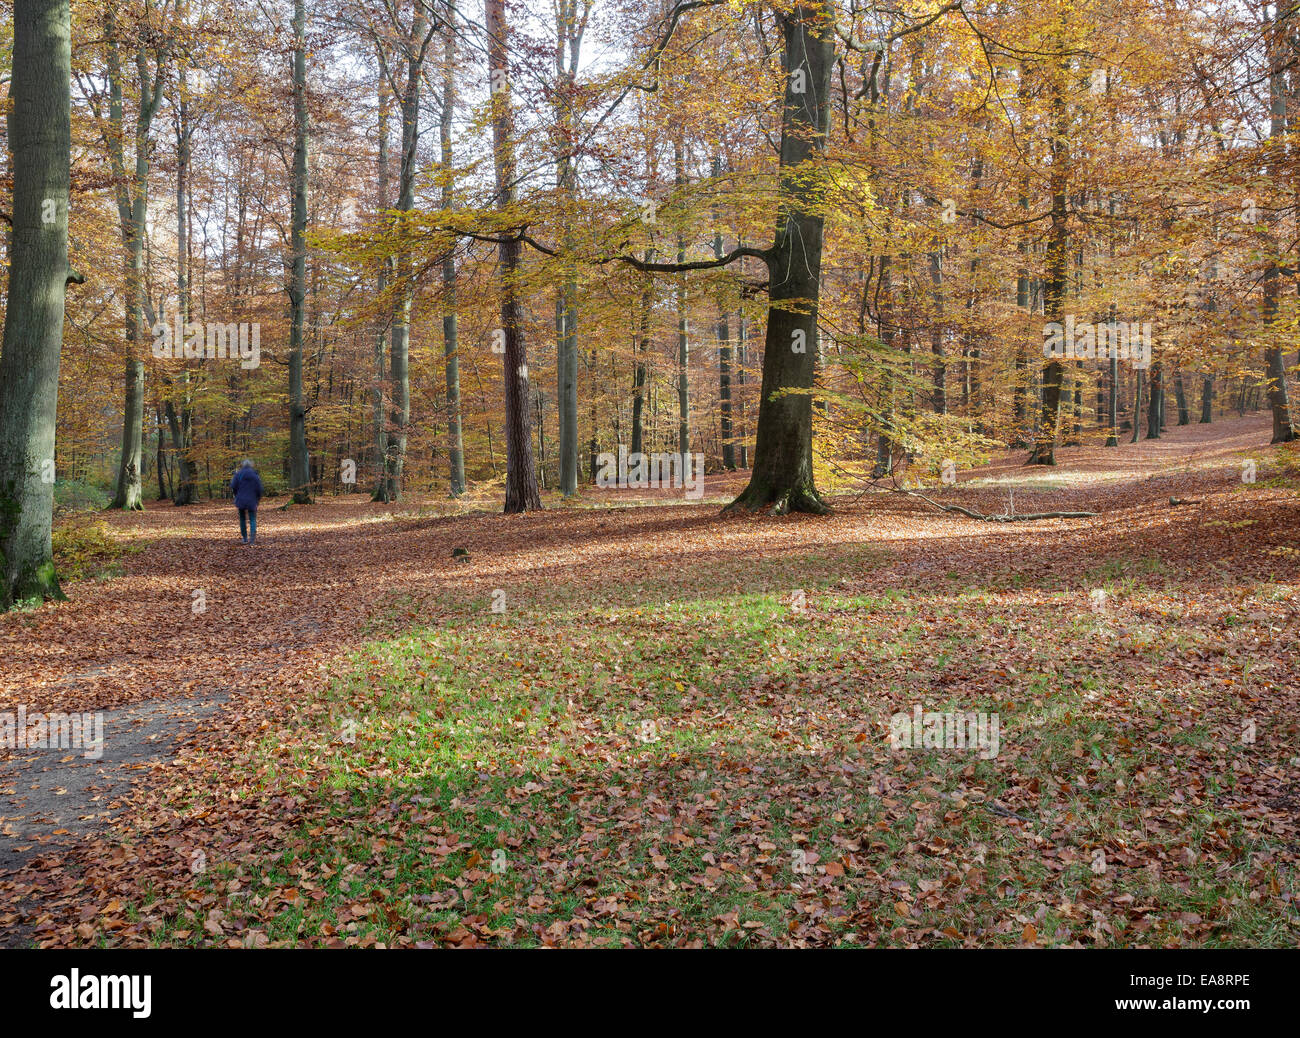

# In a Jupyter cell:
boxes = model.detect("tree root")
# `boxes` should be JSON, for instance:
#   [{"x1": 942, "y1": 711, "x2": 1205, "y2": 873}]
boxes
[{"x1": 725, "y1": 482, "x2": 831, "y2": 516}]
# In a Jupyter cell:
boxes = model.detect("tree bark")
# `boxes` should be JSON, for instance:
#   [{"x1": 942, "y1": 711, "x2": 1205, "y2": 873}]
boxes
[
  {"x1": 104, "y1": 10, "x2": 162, "y2": 511},
  {"x1": 372, "y1": 54, "x2": 390, "y2": 495},
  {"x1": 487, "y1": 0, "x2": 541, "y2": 512},
  {"x1": 0, "y1": 0, "x2": 73, "y2": 608},
  {"x1": 441, "y1": 2, "x2": 466, "y2": 496},
  {"x1": 287, "y1": 0, "x2": 312, "y2": 503},
  {"x1": 727, "y1": 5, "x2": 833, "y2": 514},
  {"x1": 1028, "y1": 48, "x2": 1069, "y2": 465}
]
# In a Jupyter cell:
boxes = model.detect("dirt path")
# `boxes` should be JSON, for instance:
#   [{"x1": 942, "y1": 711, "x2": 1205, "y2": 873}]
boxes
[{"x1": 0, "y1": 413, "x2": 1294, "y2": 945}]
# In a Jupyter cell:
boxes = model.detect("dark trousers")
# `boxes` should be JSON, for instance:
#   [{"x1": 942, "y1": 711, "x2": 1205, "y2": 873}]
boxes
[{"x1": 238, "y1": 508, "x2": 257, "y2": 542}]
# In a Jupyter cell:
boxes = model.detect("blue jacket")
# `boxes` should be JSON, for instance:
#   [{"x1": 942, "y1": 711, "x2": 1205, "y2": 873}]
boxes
[{"x1": 231, "y1": 467, "x2": 264, "y2": 511}]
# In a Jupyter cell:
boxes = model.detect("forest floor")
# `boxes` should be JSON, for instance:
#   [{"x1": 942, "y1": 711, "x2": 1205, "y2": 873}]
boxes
[{"x1": 1, "y1": 413, "x2": 1298, "y2": 947}]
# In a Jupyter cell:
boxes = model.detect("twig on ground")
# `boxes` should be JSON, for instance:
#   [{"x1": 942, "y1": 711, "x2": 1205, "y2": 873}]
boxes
[{"x1": 894, "y1": 487, "x2": 1097, "y2": 522}]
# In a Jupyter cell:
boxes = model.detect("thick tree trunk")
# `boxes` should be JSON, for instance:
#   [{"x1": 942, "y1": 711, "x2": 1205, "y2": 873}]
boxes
[
  {"x1": 0, "y1": 0, "x2": 73, "y2": 608},
  {"x1": 727, "y1": 5, "x2": 833, "y2": 514},
  {"x1": 487, "y1": 0, "x2": 541, "y2": 512},
  {"x1": 1200, "y1": 374, "x2": 1213, "y2": 423}
]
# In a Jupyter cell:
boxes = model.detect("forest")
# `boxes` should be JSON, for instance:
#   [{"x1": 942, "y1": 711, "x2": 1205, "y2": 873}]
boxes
[{"x1": 0, "y1": 0, "x2": 1298, "y2": 961}]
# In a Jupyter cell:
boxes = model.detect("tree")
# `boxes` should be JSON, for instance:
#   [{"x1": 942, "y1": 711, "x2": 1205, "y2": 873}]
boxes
[
  {"x1": 725, "y1": 4, "x2": 835, "y2": 513},
  {"x1": 486, "y1": 0, "x2": 541, "y2": 512},
  {"x1": 287, "y1": 0, "x2": 312, "y2": 503},
  {"x1": 0, "y1": 0, "x2": 76, "y2": 608},
  {"x1": 95, "y1": 7, "x2": 171, "y2": 509},
  {"x1": 441, "y1": 0, "x2": 466, "y2": 496}
]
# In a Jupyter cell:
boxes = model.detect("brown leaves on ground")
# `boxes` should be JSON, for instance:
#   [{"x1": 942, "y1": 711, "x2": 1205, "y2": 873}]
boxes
[{"x1": 1, "y1": 415, "x2": 1297, "y2": 947}]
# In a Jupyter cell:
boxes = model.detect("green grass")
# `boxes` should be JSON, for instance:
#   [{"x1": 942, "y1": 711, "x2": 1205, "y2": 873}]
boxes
[{"x1": 154, "y1": 540, "x2": 1297, "y2": 947}]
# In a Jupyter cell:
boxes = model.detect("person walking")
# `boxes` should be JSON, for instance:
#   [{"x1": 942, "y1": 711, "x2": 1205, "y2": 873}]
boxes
[{"x1": 231, "y1": 459, "x2": 264, "y2": 545}]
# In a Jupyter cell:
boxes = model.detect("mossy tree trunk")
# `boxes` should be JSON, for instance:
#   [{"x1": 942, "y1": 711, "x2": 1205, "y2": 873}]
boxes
[{"x1": 0, "y1": 0, "x2": 74, "y2": 609}]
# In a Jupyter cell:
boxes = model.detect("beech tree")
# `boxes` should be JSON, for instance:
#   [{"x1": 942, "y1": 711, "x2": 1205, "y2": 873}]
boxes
[{"x1": 0, "y1": 0, "x2": 77, "y2": 607}]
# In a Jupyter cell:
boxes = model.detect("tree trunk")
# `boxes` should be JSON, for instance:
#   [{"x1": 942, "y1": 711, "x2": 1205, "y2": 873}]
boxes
[
  {"x1": 169, "y1": 79, "x2": 199, "y2": 505},
  {"x1": 1028, "y1": 58, "x2": 1069, "y2": 466},
  {"x1": 487, "y1": 0, "x2": 541, "y2": 512},
  {"x1": 0, "y1": 0, "x2": 73, "y2": 608},
  {"x1": 675, "y1": 132, "x2": 690, "y2": 474},
  {"x1": 1200, "y1": 374, "x2": 1213, "y2": 423},
  {"x1": 105, "y1": 10, "x2": 160, "y2": 511},
  {"x1": 931, "y1": 247, "x2": 947, "y2": 415},
  {"x1": 631, "y1": 254, "x2": 653, "y2": 457},
  {"x1": 372, "y1": 55, "x2": 390, "y2": 495},
  {"x1": 1174, "y1": 371, "x2": 1190, "y2": 425},
  {"x1": 727, "y1": 5, "x2": 833, "y2": 514},
  {"x1": 555, "y1": 1, "x2": 582, "y2": 497},
  {"x1": 1105, "y1": 351, "x2": 1119, "y2": 446},
  {"x1": 715, "y1": 157, "x2": 735, "y2": 470},
  {"x1": 1264, "y1": 4, "x2": 1297, "y2": 442},
  {"x1": 379, "y1": 16, "x2": 425, "y2": 501},
  {"x1": 1146, "y1": 363, "x2": 1162, "y2": 439},
  {"x1": 441, "y1": 4, "x2": 466, "y2": 496},
  {"x1": 287, "y1": 0, "x2": 312, "y2": 503}
]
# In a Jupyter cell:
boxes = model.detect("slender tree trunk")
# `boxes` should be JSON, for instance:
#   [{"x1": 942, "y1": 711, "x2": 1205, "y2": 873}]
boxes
[
  {"x1": 675, "y1": 132, "x2": 690, "y2": 475},
  {"x1": 1263, "y1": 3, "x2": 1297, "y2": 442},
  {"x1": 379, "y1": 16, "x2": 425, "y2": 501},
  {"x1": 554, "y1": 0, "x2": 583, "y2": 497},
  {"x1": 372, "y1": 56, "x2": 390, "y2": 494},
  {"x1": 1029, "y1": 58, "x2": 1069, "y2": 466},
  {"x1": 631, "y1": 253, "x2": 653, "y2": 456},
  {"x1": 1131, "y1": 369, "x2": 1144, "y2": 443},
  {"x1": 1105, "y1": 352, "x2": 1119, "y2": 446},
  {"x1": 287, "y1": 0, "x2": 311, "y2": 502},
  {"x1": 105, "y1": 11, "x2": 161, "y2": 511},
  {"x1": 714, "y1": 157, "x2": 735, "y2": 469},
  {"x1": 736, "y1": 303, "x2": 748, "y2": 469},
  {"x1": 930, "y1": 247, "x2": 947, "y2": 415},
  {"x1": 487, "y1": 0, "x2": 541, "y2": 512},
  {"x1": 1146, "y1": 363, "x2": 1163, "y2": 439},
  {"x1": 1174, "y1": 371, "x2": 1190, "y2": 425},
  {"x1": 1200, "y1": 374, "x2": 1213, "y2": 423},
  {"x1": 169, "y1": 79, "x2": 199, "y2": 505},
  {"x1": 0, "y1": 0, "x2": 73, "y2": 608},
  {"x1": 441, "y1": 3, "x2": 466, "y2": 496}
]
